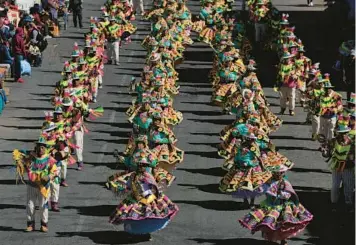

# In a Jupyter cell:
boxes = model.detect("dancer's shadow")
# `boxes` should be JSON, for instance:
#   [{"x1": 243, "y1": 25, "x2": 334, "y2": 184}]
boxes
[
  {"x1": 0, "y1": 204, "x2": 26, "y2": 210},
  {"x1": 0, "y1": 226, "x2": 27, "y2": 232},
  {"x1": 178, "y1": 183, "x2": 222, "y2": 194},
  {"x1": 62, "y1": 205, "x2": 116, "y2": 217},
  {"x1": 178, "y1": 167, "x2": 226, "y2": 177},
  {"x1": 84, "y1": 161, "x2": 124, "y2": 170},
  {"x1": 174, "y1": 200, "x2": 247, "y2": 211},
  {"x1": 190, "y1": 238, "x2": 276, "y2": 245},
  {"x1": 185, "y1": 151, "x2": 220, "y2": 159},
  {"x1": 57, "y1": 230, "x2": 148, "y2": 244}
]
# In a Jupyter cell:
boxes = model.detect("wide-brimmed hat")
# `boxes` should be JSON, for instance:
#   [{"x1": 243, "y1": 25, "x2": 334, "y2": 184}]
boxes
[
  {"x1": 61, "y1": 97, "x2": 73, "y2": 106},
  {"x1": 54, "y1": 106, "x2": 63, "y2": 114},
  {"x1": 281, "y1": 51, "x2": 295, "y2": 59},
  {"x1": 42, "y1": 121, "x2": 57, "y2": 132},
  {"x1": 336, "y1": 124, "x2": 351, "y2": 133}
]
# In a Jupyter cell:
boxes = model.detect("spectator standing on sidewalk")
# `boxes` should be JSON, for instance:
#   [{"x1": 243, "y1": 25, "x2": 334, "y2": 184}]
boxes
[
  {"x1": 12, "y1": 27, "x2": 26, "y2": 83},
  {"x1": 68, "y1": 0, "x2": 83, "y2": 28}
]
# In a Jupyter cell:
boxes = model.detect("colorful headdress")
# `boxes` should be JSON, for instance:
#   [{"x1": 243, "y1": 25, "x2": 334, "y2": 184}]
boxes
[
  {"x1": 280, "y1": 13, "x2": 289, "y2": 25},
  {"x1": 336, "y1": 114, "x2": 351, "y2": 133},
  {"x1": 71, "y1": 42, "x2": 80, "y2": 57}
]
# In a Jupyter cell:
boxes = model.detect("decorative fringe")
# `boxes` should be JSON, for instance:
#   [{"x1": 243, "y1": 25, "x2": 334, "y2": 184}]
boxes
[{"x1": 12, "y1": 149, "x2": 27, "y2": 184}]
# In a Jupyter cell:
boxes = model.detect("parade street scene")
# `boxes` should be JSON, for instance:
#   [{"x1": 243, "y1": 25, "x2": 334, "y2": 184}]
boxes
[{"x1": 0, "y1": 0, "x2": 354, "y2": 245}]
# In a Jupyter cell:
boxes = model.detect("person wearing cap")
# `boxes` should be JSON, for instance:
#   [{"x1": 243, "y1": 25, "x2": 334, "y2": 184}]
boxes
[
  {"x1": 23, "y1": 137, "x2": 58, "y2": 232},
  {"x1": 69, "y1": 42, "x2": 80, "y2": 70},
  {"x1": 277, "y1": 48, "x2": 297, "y2": 116},
  {"x1": 318, "y1": 77, "x2": 343, "y2": 148},
  {"x1": 306, "y1": 70, "x2": 324, "y2": 140},
  {"x1": 294, "y1": 43, "x2": 311, "y2": 108},
  {"x1": 105, "y1": 16, "x2": 122, "y2": 65},
  {"x1": 68, "y1": 0, "x2": 83, "y2": 28},
  {"x1": 239, "y1": 170, "x2": 313, "y2": 245},
  {"x1": 328, "y1": 119, "x2": 355, "y2": 212},
  {"x1": 51, "y1": 106, "x2": 71, "y2": 187}
]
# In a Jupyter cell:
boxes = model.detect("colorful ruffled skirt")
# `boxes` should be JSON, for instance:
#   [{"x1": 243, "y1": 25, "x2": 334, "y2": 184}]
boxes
[
  {"x1": 212, "y1": 83, "x2": 238, "y2": 105},
  {"x1": 199, "y1": 27, "x2": 215, "y2": 44},
  {"x1": 162, "y1": 107, "x2": 183, "y2": 126},
  {"x1": 239, "y1": 201, "x2": 313, "y2": 241},
  {"x1": 109, "y1": 194, "x2": 179, "y2": 234},
  {"x1": 219, "y1": 165, "x2": 272, "y2": 198},
  {"x1": 152, "y1": 144, "x2": 184, "y2": 168}
]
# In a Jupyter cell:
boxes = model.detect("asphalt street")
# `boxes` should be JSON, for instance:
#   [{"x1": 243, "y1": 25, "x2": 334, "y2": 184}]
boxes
[{"x1": 0, "y1": 0, "x2": 354, "y2": 245}]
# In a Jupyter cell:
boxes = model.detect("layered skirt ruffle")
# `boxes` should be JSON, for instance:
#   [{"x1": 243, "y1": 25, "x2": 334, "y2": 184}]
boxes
[
  {"x1": 151, "y1": 144, "x2": 184, "y2": 169},
  {"x1": 109, "y1": 194, "x2": 179, "y2": 234},
  {"x1": 239, "y1": 201, "x2": 313, "y2": 241},
  {"x1": 219, "y1": 165, "x2": 272, "y2": 198}
]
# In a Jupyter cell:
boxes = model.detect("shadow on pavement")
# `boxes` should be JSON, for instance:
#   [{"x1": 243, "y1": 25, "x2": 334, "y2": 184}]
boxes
[
  {"x1": 180, "y1": 110, "x2": 223, "y2": 116},
  {"x1": 276, "y1": 146, "x2": 319, "y2": 151},
  {"x1": 185, "y1": 151, "x2": 220, "y2": 159},
  {"x1": 0, "y1": 204, "x2": 26, "y2": 210},
  {"x1": 190, "y1": 238, "x2": 276, "y2": 245},
  {"x1": 78, "y1": 181, "x2": 107, "y2": 187},
  {"x1": 295, "y1": 187, "x2": 355, "y2": 245},
  {"x1": 178, "y1": 183, "x2": 222, "y2": 194},
  {"x1": 189, "y1": 118, "x2": 233, "y2": 125},
  {"x1": 0, "y1": 125, "x2": 42, "y2": 130},
  {"x1": 188, "y1": 142, "x2": 218, "y2": 148},
  {"x1": 95, "y1": 130, "x2": 131, "y2": 138},
  {"x1": 291, "y1": 167, "x2": 331, "y2": 175},
  {"x1": 62, "y1": 205, "x2": 116, "y2": 217},
  {"x1": 178, "y1": 167, "x2": 226, "y2": 177},
  {"x1": 174, "y1": 200, "x2": 247, "y2": 211},
  {"x1": 84, "y1": 161, "x2": 123, "y2": 170},
  {"x1": 91, "y1": 138, "x2": 128, "y2": 144},
  {"x1": 56, "y1": 230, "x2": 148, "y2": 244},
  {"x1": 190, "y1": 132, "x2": 220, "y2": 136},
  {"x1": 0, "y1": 226, "x2": 26, "y2": 232}
]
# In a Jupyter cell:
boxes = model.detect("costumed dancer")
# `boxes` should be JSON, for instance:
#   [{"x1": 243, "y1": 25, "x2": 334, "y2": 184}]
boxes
[
  {"x1": 239, "y1": 169, "x2": 313, "y2": 245},
  {"x1": 109, "y1": 157, "x2": 179, "y2": 240},
  {"x1": 13, "y1": 137, "x2": 58, "y2": 232}
]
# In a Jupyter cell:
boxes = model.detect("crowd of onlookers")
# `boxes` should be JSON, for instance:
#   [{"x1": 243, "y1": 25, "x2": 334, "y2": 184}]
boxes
[
  {"x1": 0, "y1": 0, "x2": 72, "y2": 84},
  {"x1": 0, "y1": 0, "x2": 75, "y2": 114}
]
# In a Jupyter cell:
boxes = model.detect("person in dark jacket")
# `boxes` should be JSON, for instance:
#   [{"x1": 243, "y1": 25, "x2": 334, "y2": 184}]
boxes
[
  {"x1": 343, "y1": 50, "x2": 355, "y2": 101},
  {"x1": 12, "y1": 27, "x2": 26, "y2": 83},
  {"x1": 0, "y1": 40, "x2": 13, "y2": 64},
  {"x1": 68, "y1": 0, "x2": 83, "y2": 28}
]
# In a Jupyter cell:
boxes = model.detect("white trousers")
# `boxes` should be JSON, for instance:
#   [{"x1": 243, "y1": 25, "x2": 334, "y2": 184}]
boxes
[
  {"x1": 108, "y1": 41, "x2": 120, "y2": 64},
  {"x1": 279, "y1": 87, "x2": 296, "y2": 111},
  {"x1": 75, "y1": 128, "x2": 84, "y2": 162},
  {"x1": 61, "y1": 160, "x2": 68, "y2": 180},
  {"x1": 331, "y1": 168, "x2": 355, "y2": 205},
  {"x1": 98, "y1": 74, "x2": 103, "y2": 86},
  {"x1": 49, "y1": 166, "x2": 61, "y2": 202},
  {"x1": 93, "y1": 77, "x2": 99, "y2": 98},
  {"x1": 26, "y1": 185, "x2": 48, "y2": 223},
  {"x1": 132, "y1": 0, "x2": 144, "y2": 14},
  {"x1": 320, "y1": 116, "x2": 337, "y2": 140},
  {"x1": 311, "y1": 115, "x2": 320, "y2": 135},
  {"x1": 255, "y1": 23, "x2": 267, "y2": 43}
]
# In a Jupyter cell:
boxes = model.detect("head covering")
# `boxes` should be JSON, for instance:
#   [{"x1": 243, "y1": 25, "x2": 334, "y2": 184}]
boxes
[{"x1": 71, "y1": 42, "x2": 80, "y2": 57}]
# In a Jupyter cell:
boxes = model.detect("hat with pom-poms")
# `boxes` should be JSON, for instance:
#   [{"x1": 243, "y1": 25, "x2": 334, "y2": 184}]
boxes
[{"x1": 71, "y1": 42, "x2": 80, "y2": 57}]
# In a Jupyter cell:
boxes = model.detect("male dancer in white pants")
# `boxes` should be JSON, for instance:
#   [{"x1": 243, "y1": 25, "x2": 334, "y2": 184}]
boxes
[
  {"x1": 329, "y1": 125, "x2": 355, "y2": 212},
  {"x1": 132, "y1": 0, "x2": 144, "y2": 16},
  {"x1": 106, "y1": 17, "x2": 121, "y2": 66},
  {"x1": 25, "y1": 138, "x2": 57, "y2": 232}
]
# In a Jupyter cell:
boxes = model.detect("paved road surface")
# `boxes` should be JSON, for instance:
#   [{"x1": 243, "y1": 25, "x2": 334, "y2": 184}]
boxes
[{"x1": 0, "y1": 0, "x2": 354, "y2": 245}]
